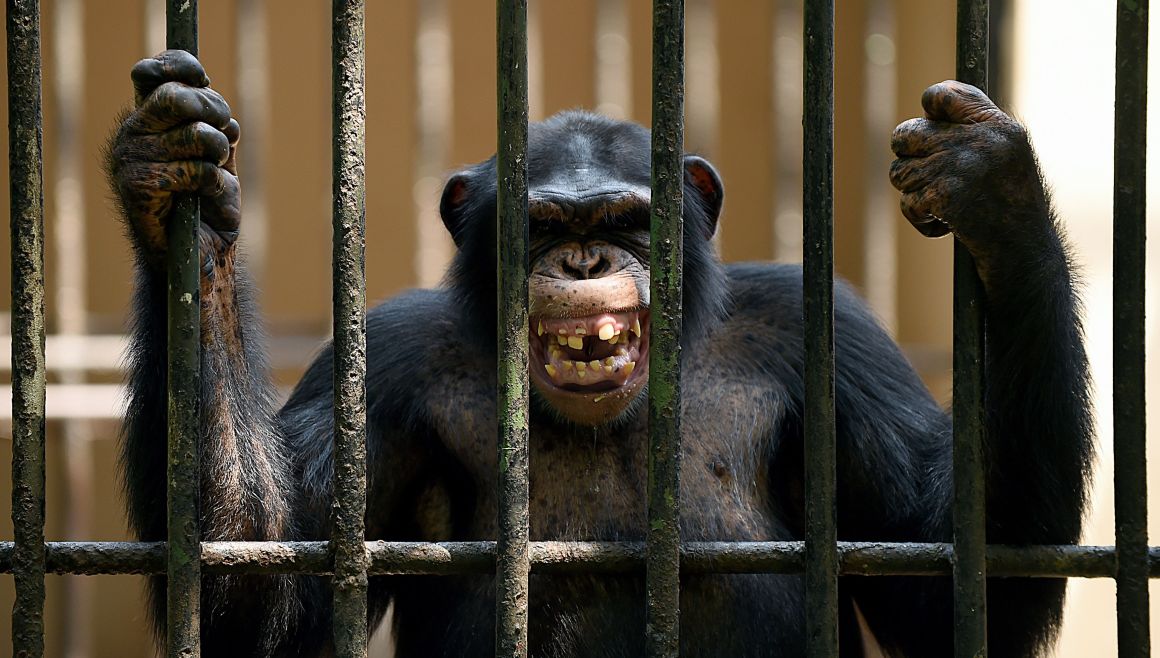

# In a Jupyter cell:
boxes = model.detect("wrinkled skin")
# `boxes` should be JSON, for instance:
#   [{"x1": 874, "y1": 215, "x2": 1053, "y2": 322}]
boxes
[{"x1": 109, "y1": 51, "x2": 1092, "y2": 657}]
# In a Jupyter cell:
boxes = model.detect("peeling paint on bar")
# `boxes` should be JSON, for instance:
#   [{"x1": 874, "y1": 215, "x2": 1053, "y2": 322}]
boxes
[
  {"x1": 164, "y1": 1, "x2": 202, "y2": 656},
  {"x1": 7, "y1": 1, "x2": 47, "y2": 655},
  {"x1": 331, "y1": 1, "x2": 370, "y2": 656},
  {"x1": 1113, "y1": 0, "x2": 1150, "y2": 656},
  {"x1": 802, "y1": 0, "x2": 838, "y2": 655},
  {"x1": 647, "y1": 1, "x2": 684, "y2": 656},
  {"x1": 495, "y1": 1, "x2": 531, "y2": 656},
  {"x1": 953, "y1": 1, "x2": 989, "y2": 656}
]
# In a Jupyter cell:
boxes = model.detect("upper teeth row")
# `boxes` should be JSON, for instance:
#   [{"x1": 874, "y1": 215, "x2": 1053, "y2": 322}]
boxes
[{"x1": 536, "y1": 318, "x2": 642, "y2": 345}]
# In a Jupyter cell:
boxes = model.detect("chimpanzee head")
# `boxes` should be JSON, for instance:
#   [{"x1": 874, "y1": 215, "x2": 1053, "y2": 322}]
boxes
[{"x1": 440, "y1": 111, "x2": 727, "y2": 426}]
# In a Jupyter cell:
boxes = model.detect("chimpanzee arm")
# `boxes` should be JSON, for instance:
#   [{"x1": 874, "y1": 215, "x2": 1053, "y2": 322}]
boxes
[
  {"x1": 836, "y1": 82, "x2": 1093, "y2": 657},
  {"x1": 108, "y1": 50, "x2": 309, "y2": 656}
]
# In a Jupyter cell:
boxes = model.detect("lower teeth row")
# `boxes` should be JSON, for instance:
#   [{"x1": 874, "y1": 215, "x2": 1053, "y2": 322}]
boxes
[{"x1": 545, "y1": 360, "x2": 637, "y2": 380}]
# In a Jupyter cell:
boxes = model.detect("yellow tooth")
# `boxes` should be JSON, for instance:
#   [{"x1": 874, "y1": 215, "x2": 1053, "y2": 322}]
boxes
[
  {"x1": 575, "y1": 326, "x2": 586, "y2": 335},
  {"x1": 589, "y1": 360, "x2": 601, "y2": 370},
  {"x1": 623, "y1": 361, "x2": 636, "y2": 376},
  {"x1": 577, "y1": 371, "x2": 586, "y2": 379},
  {"x1": 537, "y1": 320, "x2": 544, "y2": 336},
  {"x1": 576, "y1": 361, "x2": 586, "y2": 371},
  {"x1": 632, "y1": 318, "x2": 642, "y2": 337},
  {"x1": 567, "y1": 335, "x2": 584, "y2": 350},
  {"x1": 545, "y1": 364, "x2": 557, "y2": 377},
  {"x1": 604, "y1": 357, "x2": 615, "y2": 366},
  {"x1": 557, "y1": 335, "x2": 568, "y2": 346},
  {"x1": 604, "y1": 365, "x2": 613, "y2": 374},
  {"x1": 598, "y1": 323, "x2": 615, "y2": 341},
  {"x1": 558, "y1": 328, "x2": 568, "y2": 335},
  {"x1": 563, "y1": 360, "x2": 575, "y2": 371}
]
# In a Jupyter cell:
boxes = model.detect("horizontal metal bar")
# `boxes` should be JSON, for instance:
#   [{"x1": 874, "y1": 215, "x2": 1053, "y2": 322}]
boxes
[{"x1": 3, "y1": 541, "x2": 1159, "y2": 579}]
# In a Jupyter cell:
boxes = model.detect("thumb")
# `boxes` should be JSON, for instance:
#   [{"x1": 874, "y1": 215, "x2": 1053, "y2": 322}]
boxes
[{"x1": 921, "y1": 80, "x2": 1004, "y2": 124}]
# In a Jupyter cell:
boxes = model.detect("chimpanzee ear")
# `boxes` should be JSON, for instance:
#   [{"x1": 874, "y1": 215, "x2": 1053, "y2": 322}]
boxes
[
  {"x1": 683, "y1": 155, "x2": 724, "y2": 239},
  {"x1": 439, "y1": 172, "x2": 473, "y2": 247}
]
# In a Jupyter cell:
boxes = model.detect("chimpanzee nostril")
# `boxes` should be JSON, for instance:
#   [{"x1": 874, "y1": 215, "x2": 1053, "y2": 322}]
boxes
[{"x1": 587, "y1": 256, "x2": 610, "y2": 277}]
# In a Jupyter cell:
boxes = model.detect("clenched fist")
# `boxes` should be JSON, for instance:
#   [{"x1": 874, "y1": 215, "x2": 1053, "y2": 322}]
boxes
[
  {"x1": 106, "y1": 50, "x2": 241, "y2": 273},
  {"x1": 889, "y1": 81, "x2": 1054, "y2": 282}
]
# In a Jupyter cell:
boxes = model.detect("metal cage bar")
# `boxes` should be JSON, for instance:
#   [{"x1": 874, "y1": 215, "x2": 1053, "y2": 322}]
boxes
[
  {"x1": 495, "y1": 0, "x2": 531, "y2": 655},
  {"x1": 802, "y1": 0, "x2": 838, "y2": 654},
  {"x1": 331, "y1": 0, "x2": 370, "y2": 655},
  {"x1": 646, "y1": 1, "x2": 685, "y2": 656},
  {"x1": 952, "y1": 0, "x2": 989, "y2": 655},
  {"x1": 12, "y1": 540, "x2": 1160, "y2": 579},
  {"x1": 1113, "y1": 0, "x2": 1150, "y2": 655},
  {"x1": 7, "y1": 1, "x2": 47, "y2": 655},
  {"x1": 163, "y1": 2, "x2": 203, "y2": 656}
]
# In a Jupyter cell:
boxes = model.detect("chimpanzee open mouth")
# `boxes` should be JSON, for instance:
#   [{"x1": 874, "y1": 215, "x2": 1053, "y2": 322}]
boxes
[{"x1": 530, "y1": 310, "x2": 650, "y2": 393}]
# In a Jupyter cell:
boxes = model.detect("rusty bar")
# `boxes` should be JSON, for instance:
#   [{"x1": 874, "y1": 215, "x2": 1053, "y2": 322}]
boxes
[
  {"x1": 162, "y1": 2, "x2": 202, "y2": 656},
  {"x1": 7, "y1": 0, "x2": 46, "y2": 655},
  {"x1": 953, "y1": 0, "x2": 989, "y2": 656},
  {"x1": 6, "y1": 541, "x2": 1160, "y2": 579},
  {"x1": 646, "y1": 0, "x2": 685, "y2": 656},
  {"x1": 1113, "y1": 0, "x2": 1150, "y2": 655},
  {"x1": 331, "y1": 0, "x2": 370, "y2": 655},
  {"x1": 802, "y1": 0, "x2": 838, "y2": 654},
  {"x1": 495, "y1": 0, "x2": 531, "y2": 655}
]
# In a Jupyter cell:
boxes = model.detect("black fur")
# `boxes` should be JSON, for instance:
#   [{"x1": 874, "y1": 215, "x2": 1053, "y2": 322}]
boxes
[{"x1": 117, "y1": 110, "x2": 1092, "y2": 657}]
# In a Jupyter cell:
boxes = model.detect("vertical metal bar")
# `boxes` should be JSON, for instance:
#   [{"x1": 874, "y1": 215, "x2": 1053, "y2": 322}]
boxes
[
  {"x1": 802, "y1": 0, "x2": 837, "y2": 655},
  {"x1": 164, "y1": 2, "x2": 202, "y2": 656},
  {"x1": 7, "y1": 1, "x2": 46, "y2": 655},
  {"x1": 1113, "y1": 0, "x2": 1149, "y2": 655},
  {"x1": 495, "y1": 1, "x2": 530, "y2": 656},
  {"x1": 646, "y1": 1, "x2": 683, "y2": 656},
  {"x1": 952, "y1": 1, "x2": 988, "y2": 656},
  {"x1": 331, "y1": 0, "x2": 369, "y2": 655}
]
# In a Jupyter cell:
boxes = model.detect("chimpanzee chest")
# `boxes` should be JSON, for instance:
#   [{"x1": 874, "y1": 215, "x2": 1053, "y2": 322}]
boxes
[{"x1": 441, "y1": 374, "x2": 787, "y2": 543}]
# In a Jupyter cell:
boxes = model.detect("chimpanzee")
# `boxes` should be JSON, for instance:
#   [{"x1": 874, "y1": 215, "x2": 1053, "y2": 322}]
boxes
[{"x1": 106, "y1": 50, "x2": 1092, "y2": 657}]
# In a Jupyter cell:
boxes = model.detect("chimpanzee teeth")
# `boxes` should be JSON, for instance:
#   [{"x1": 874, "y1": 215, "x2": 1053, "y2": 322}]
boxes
[
  {"x1": 545, "y1": 364, "x2": 557, "y2": 377},
  {"x1": 557, "y1": 335, "x2": 568, "y2": 346},
  {"x1": 537, "y1": 320, "x2": 545, "y2": 336},
  {"x1": 598, "y1": 323, "x2": 615, "y2": 341},
  {"x1": 567, "y1": 335, "x2": 584, "y2": 350},
  {"x1": 623, "y1": 361, "x2": 635, "y2": 376},
  {"x1": 631, "y1": 318, "x2": 641, "y2": 337}
]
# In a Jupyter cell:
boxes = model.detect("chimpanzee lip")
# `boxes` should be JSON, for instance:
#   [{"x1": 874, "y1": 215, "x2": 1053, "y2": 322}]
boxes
[{"x1": 529, "y1": 310, "x2": 650, "y2": 396}]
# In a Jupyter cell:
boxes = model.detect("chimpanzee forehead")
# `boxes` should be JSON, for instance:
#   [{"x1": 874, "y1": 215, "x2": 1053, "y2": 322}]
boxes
[{"x1": 527, "y1": 111, "x2": 652, "y2": 196}]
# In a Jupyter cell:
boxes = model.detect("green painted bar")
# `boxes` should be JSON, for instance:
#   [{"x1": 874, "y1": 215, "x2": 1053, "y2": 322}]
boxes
[
  {"x1": 802, "y1": 0, "x2": 838, "y2": 654},
  {"x1": 495, "y1": 0, "x2": 531, "y2": 656},
  {"x1": 7, "y1": 1, "x2": 46, "y2": 655},
  {"x1": 1112, "y1": 0, "x2": 1150, "y2": 655},
  {"x1": 953, "y1": 1, "x2": 989, "y2": 656},
  {"x1": 646, "y1": 1, "x2": 684, "y2": 656},
  {"x1": 331, "y1": 0, "x2": 370, "y2": 655},
  {"x1": 164, "y1": 1, "x2": 202, "y2": 656}
]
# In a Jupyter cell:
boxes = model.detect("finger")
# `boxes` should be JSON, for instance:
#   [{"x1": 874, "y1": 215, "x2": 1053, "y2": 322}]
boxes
[
  {"x1": 131, "y1": 50, "x2": 210, "y2": 107},
  {"x1": 201, "y1": 171, "x2": 241, "y2": 236},
  {"x1": 890, "y1": 118, "x2": 958, "y2": 158},
  {"x1": 921, "y1": 80, "x2": 1005, "y2": 125},
  {"x1": 126, "y1": 82, "x2": 232, "y2": 134},
  {"x1": 117, "y1": 122, "x2": 232, "y2": 166},
  {"x1": 899, "y1": 180, "x2": 955, "y2": 238},
  {"x1": 127, "y1": 160, "x2": 232, "y2": 199},
  {"x1": 888, "y1": 152, "x2": 952, "y2": 194},
  {"x1": 221, "y1": 119, "x2": 240, "y2": 175}
]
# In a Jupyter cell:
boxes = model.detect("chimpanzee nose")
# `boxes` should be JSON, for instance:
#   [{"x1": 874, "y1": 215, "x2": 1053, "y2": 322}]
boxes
[{"x1": 560, "y1": 244, "x2": 612, "y2": 280}]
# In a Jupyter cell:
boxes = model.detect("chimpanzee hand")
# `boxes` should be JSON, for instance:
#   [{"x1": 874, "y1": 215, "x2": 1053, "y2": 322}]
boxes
[
  {"x1": 106, "y1": 50, "x2": 240, "y2": 271},
  {"x1": 889, "y1": 81, "x2": 1053, "y2": 281}
]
